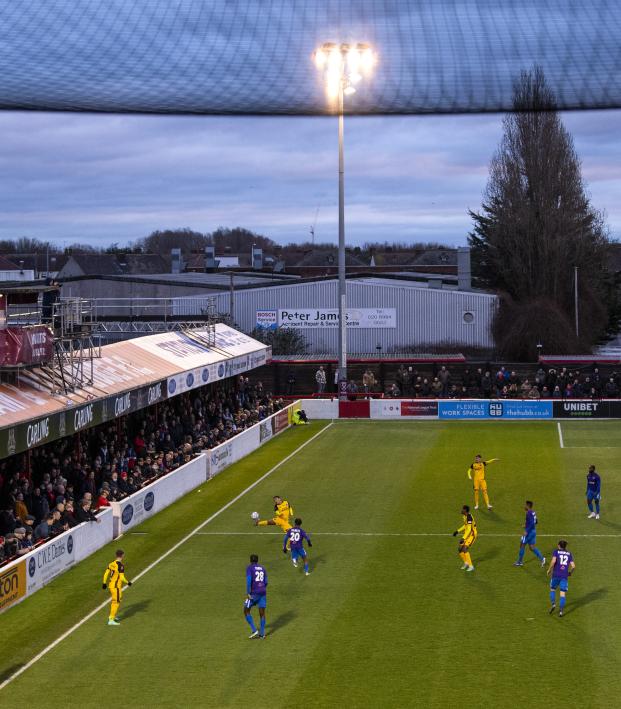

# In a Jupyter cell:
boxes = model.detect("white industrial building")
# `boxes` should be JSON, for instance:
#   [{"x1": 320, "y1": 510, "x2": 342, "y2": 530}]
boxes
[{"x1": 173, "y1": 276, "x2": 498, "y2": 353}]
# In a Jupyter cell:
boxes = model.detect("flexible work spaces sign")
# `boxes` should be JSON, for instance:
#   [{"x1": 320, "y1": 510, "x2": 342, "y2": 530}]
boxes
[
  {"x1": 256, "y1": 308, "x2": 396, "y2": 329},
  {"x1": 439, "y1": 400, "x2": 554, "y2": 419}
]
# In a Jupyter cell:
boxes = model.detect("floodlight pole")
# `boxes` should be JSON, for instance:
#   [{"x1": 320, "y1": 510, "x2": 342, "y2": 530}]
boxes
[{"x1": 337, "y1": 78, "x2": 347, "y2": 400}]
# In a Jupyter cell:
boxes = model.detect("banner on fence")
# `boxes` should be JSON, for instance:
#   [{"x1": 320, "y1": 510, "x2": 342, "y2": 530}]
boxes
[
  {"x1": 0, "y1": 560, "x2": 26, "y2": 612},
  {"x1": 439, "y1": 400, "x2": 553, "y2": 419}
]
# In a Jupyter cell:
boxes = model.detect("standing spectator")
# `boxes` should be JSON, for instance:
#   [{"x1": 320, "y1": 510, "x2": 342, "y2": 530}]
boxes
[
  {"x1": 481, "y1": 372, "x2": 493, "y2": 398},
  {"x1": 362, "y1": 369, "x2": 376, "y2": 398},
  {"x1": 604, "y1": 377, "x2": 618, "y2": 398},
  {"x1": 438, "y1": 366, "x2": 451, "y2": 397},
  {"x1": 31, "y1": 486, "x2": 49, "y2": 524},
  {"x1": 430, "y1": 377, "x2": 442, "y2": 398},
  {"x1": 286, "y1": 370, "x2": 296, "y2": 395},
  {"x1": 395, "y1": 365, "x2": 409, "y2": 396},
  {"x1": 14, "y1": 493, "x2": 28, "y2": 523},
  {"x1": 315, "y1": 366, "x2": 326, "y2": 394}
]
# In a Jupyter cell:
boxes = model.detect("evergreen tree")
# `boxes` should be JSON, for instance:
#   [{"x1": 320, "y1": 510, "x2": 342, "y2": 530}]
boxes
[{"x1": 468, "y1": 67, "x2": 616, "y2": 359}]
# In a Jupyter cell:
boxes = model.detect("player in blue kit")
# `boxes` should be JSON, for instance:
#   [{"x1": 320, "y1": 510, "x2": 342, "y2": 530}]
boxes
[
  {"x1": 547, "y1": 540, "x2": 575, "y2": 617},
  {"x1": 586, "y1": 465, "x2": 601, "y2": 519},
  {"x1": 244, "y1": 554, "x2": 267, "y2": 639},
  {"x1": 513, "y1": 500, "x2": 546, "y2": 567},
  {"x1": 283, "y1": 518, "x2": 312, "y2": 576}
]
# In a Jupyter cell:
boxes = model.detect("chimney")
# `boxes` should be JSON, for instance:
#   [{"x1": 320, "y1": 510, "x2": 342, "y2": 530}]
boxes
[
  {"x1": 457, "y1": 247, "x2": 471, "y2": 291},
  {"x1": 204, "y1": 245, "x2": 216, "y2": 271},
  {"x1": 171, "y1": 248, "x2": 183, "y2": 274}
]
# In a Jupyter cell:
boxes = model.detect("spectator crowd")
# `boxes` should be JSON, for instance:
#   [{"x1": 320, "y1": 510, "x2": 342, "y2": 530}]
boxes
[
  {"x1": 314, "y1": 364, "x2": 621, "y2": 401},
  {"x1": 0, "y1": 377, "x2": 283, "y2": 567}
]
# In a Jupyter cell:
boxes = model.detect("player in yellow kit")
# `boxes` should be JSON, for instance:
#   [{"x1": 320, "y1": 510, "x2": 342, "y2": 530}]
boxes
[
  {"x1": 254, "y1": 496, "x2": 294, "y2": 532},
  {"x1": 453, "y1": 504, "x2": 477, "y2": 571},
  {"x1": 102, "y1": 549, "x2": 132, "y2": 626},
  {"x1": 467, "y1": 454, "x2": 499, "y2": 510}
]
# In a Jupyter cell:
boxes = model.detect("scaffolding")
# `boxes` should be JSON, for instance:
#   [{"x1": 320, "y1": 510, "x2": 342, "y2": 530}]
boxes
[{"x1": 39, "y1": 297, "x2": 101, "y2": 394}]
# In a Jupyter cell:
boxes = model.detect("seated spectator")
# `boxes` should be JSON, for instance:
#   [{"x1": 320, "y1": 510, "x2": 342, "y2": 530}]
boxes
[
  {"x1": 528, "y1": 386, "x2": 541, "y2": 400},
  {"x1": 97, "y1": 489, "x2": 111, "y2": 509},
  {"x1": 386, "y1": 383, "x2": 401, "y2": 398},
  {"x1": 50, "y1": 510, "x2": 68, "y2": 535},
  {"x1": 430, "y1": 378, "x2": 442, "y2": 398},
  {"x1": 346, "y1": 380, "x2": 358, "y2": 401},
  {"x1": 13, "y1": 527, "x2": 32, "y2": 556},
  {"x1": 4, "y1": 533, "x2": 18, "y2": 559},
  {"x1": 552, "y1": 385, "x2": 562, "y2": 398},
  {"x1": 34, "y1": 512, "x2": 54, "y2": 541},
  {"x1": 64, "y1": 501, "x2": 78, "y2": 528},
  {"x1": 540, "y1": 386, "x2": 551, "y2": 398}
]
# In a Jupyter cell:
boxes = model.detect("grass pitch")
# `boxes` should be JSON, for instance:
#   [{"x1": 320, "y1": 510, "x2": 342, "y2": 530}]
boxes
[{"x1": 1, "y1": 420, "x2": 620, "y2": 708}]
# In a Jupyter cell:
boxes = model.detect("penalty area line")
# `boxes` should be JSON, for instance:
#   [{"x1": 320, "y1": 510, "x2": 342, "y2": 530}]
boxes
[{"x1": 0, "y1": 422, "x2": 333, "y2": 693}]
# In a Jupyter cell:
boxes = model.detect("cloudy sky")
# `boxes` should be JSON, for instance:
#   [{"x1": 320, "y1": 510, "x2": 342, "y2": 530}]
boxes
[{"x1": 0, "y1": 108, "x2": 619, "y2": 249}]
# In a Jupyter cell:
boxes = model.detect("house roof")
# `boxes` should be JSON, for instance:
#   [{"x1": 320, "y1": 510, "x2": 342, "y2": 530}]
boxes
[
  {"x1": 293, "y1": 249, "x2": 367, "y2": 268},
  {"x1": 0, "y1": 255, "x2": 20, "y2": 270}
]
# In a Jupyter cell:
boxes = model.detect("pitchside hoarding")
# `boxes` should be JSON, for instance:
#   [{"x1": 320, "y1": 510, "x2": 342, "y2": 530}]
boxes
[{"x1": 439, "y1": 400, "x2": 553, "y2": 419}]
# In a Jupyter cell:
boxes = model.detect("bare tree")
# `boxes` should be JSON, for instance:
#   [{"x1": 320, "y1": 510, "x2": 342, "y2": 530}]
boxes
[{"x1": 469, "y1": 67, "x2": 615, "y2": 359}]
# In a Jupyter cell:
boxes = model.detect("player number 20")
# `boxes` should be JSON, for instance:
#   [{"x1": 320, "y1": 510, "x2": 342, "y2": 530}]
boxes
[{"x1": 290, "y1": 532, "x2": 301, "y2": 542}]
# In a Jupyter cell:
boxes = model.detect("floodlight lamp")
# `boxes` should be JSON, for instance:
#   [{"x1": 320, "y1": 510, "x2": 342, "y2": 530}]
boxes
[
  {"x1": 360, "y1": 46, "x2": 375, "y2": 74},
  {"x1": 343, "y1": 85, "x2": 356, "y2": 96}
]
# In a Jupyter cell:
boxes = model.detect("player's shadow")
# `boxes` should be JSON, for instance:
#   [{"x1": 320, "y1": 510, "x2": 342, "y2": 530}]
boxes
[
  {"x1": 269, "y1": 610, "x2": 296, "y2": 633},
  {"x1": 597, "y1": 519, "x2": 621, "y2": 532},
  {"x1": 481, "y1": 511, "x2": 504, "y2": 524},
  {"x1": 309, "y1": 553, "x2": 326, "y2": 567},
  {"x1": 564, "y1": 587, "x2": 608, "y2": 615},
  {"x1": 476, "y1": 546, "x2": 501, "y2": 565},
  {"x1": 120, "y1": 599, "x2": 151, "y2": 620},
  {"x1": 0, "y1": 663, "x2": 23, "y2": 684}
]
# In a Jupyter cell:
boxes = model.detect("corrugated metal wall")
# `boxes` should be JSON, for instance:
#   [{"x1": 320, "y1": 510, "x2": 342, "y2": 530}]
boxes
[{"x1": 173, "y1": 280, "x2": 498, "y2": 352}]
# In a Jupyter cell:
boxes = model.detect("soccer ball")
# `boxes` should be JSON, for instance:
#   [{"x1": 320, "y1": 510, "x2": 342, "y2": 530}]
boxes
[{"x1": 251, "y1": 511, "x2": 260, "y2": 520}]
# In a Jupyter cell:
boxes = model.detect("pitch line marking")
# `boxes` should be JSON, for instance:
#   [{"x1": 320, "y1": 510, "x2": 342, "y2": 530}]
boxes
[
  {"x1": 0, "y1": 422, "x2": 333, "y2": 692},
  {"x1": 196, "y1": 531, "x2": 621, "y2": 538},
  {"x1": 557, "y1": 422, "x2": 564, "y2": 448}
]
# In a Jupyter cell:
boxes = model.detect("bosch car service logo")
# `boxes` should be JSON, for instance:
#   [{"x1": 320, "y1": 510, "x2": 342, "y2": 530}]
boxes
[
  {"x1": 186, "y1": 373, "x2": 194, "y2": 388},
  {"x1": 202, "y1": 368, "x2": 209, "y2": 383},
  {"x1": 168, "y1": 379, "x2": 177, "y2": 395},
  {"x1": 28, "y1": 557, "x2": 36, "y2": 577},
  {"x1": 218, "y1": 364, "x2": 225, "y2": 378},
  {"x1": 67, "y1": 535, "x2": 74, "y2": 554},
  {"x1": 144, "y1": 492, "x2": 155, "y2": 512}
]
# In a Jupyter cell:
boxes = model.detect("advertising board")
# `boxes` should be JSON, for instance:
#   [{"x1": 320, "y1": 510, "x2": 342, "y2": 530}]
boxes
[{"x1": 439, "y1": 400, "x2": 553, "y2": 419}]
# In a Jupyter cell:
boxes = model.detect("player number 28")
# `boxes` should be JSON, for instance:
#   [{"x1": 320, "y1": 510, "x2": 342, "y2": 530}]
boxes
[{"x1": 254, "y1": 571, "x2": 265, "y2": 582}]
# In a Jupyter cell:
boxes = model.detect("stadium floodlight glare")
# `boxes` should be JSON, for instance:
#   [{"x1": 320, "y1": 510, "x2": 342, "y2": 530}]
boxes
[{"x1": 314, "y1": 42, "x2": 375, "y2": 399}]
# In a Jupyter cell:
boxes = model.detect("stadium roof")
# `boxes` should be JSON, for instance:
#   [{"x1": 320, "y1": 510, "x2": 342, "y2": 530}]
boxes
[
  {"x1": 0, "y1": 1, "x2": 620, "y2": 115},
  {"x1": 0, "y1": 323, "x2": 270, "y2": 460}
]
